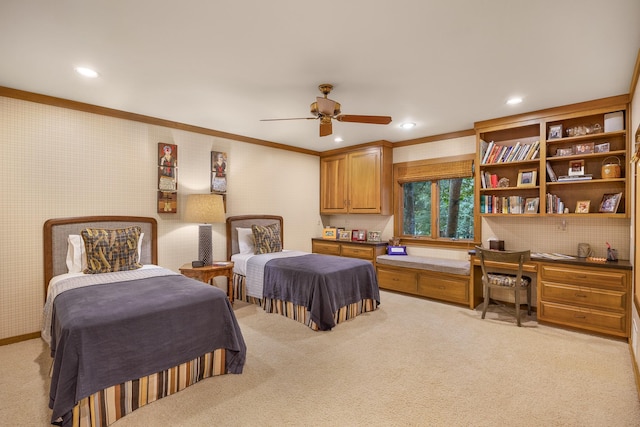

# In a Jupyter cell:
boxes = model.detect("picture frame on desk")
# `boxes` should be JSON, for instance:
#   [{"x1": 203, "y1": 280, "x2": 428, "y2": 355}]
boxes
[
  {"x1": 548, "y1": 124, "x2": 563, "y2": 140},
  {"x1": 367, "y1": 231, "x2": 381, "y2": 242},
  {"x1": 352, "y1": 229, "x2": 367, "y2": 241},
  {"x1": 322, "y1": 227, "x2": 337, "y2": 239},
  {"x1": 517, "y1": 168, "x2": 537, "y2": 188},
  {"x1": 338, "y1": 229, "x2": 352, "y2": 240},
  {"x1": 599, "y1": 192, "x2": 622, "y2": 213}
]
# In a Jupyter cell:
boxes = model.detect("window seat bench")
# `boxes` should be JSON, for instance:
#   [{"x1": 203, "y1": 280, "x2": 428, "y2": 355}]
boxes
[{"x1": 376, "y1": 255, "x2": 480, "y2": 309}]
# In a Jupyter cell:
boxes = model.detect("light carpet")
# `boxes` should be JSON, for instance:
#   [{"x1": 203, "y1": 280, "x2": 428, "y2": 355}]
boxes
[{"x1": 1, "y1": 290, "x2": 639, "y2": 426}]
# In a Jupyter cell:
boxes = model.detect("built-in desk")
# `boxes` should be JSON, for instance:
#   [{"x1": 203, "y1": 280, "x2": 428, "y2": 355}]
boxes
[{"x1": 470, "y1": 252, "x2": 632, "y2": 338}]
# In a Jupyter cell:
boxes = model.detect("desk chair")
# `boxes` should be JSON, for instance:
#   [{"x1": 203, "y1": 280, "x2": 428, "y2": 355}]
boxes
[{"x1": 475, "y1": 246, "x2": 531, "y2": 327}]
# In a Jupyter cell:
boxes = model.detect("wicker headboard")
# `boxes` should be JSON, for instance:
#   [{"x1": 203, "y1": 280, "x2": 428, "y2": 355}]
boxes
[
  {"x1": 43, "y1": 216, "x2": 158, "y2": 296},
  {"x1": 226, "y1": 215, "x2": 283, "y2": 260}
]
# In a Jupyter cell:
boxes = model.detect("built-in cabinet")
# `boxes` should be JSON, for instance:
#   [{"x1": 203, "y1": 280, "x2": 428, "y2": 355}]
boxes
[
  {"x1": 311, "y1": 238, "x2": 387, "y2": 268},
  {"x1": 539, "y1": 262, "x2": 631, "y2": 338},
  {"x1": 320, "y1": 141, "x2": 392, "y2": 214},
  {"x1": 475, "y1": 95, "x2": 630, "y2": 217}
]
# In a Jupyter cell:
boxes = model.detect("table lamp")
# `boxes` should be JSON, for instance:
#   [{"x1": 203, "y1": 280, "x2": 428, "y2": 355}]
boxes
[{"x1": 184, "y1": 194, "x2": 225, "y2": 265}]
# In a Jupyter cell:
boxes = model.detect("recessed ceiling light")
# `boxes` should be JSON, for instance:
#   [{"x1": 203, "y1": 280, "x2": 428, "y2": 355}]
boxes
[
  {"x1": 506, "y1": 97, "x2": 522, "y2": 105},
  {"x1": 399, "y1": 122, "x2": 416, "y2": 129},
  {"x1": 334, "y1": 137, "x2": 343, "y2": 143},
  {"x1": 74, "y1": 67, "x2": 99, "y2": 78}
]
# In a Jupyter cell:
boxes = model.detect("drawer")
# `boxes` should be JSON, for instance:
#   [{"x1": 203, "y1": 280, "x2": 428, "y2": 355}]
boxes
[
  {"x1": 540, "y1": 265, "x2": 627, "y2": 289},
  {"x1": 539, "y1": 301, "x2": 627, "y2": 337},
  {"x1": 312, "y1": 241, "x2": 341, "y2": 256},
  {"x1": 341, "y1": 244, "x2": 374, "y2": 260},
  {"x1": 540, "y1": 281, "x2": 626, "y2": 312},
  {"x1": 417, "y1": 273, "x2": 469, "y2": 304},
  {"x1": 377, "y1": 267, "x2": 417, "y2": 293}
]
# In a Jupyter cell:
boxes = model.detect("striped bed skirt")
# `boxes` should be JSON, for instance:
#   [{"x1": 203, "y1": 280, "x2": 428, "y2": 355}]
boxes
[
  {"x1": 69, "y1": 348, "x2": 228, "y2": 427},
  {"x1": 233, "y1": 273, "x2": 378, "y2": 331}
]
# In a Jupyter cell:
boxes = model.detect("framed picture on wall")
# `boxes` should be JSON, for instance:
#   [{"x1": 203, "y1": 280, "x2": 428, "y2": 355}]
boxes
[{"x1": 211, "y1": 151, "x2": 228, "y2": 194}]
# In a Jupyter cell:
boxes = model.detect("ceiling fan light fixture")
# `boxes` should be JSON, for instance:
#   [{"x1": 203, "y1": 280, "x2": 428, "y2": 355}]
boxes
[
  {"x1": 74, "y1": 66, "x2": 99, "y2": 78},
  {"x1": 399, "y1": 122, "x2": 416, "y2": 129}
]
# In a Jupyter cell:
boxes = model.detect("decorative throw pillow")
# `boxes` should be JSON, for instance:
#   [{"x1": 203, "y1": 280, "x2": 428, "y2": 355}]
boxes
[
  {"x1": 251, "y1": 223, "x2": 282, "y2": 255},
  {"x1": 236, "y1": 227, "x2": 255, "y2": 254},
  {"x1": 81, "y1": 226, "x2": 143, "y2": 274}
]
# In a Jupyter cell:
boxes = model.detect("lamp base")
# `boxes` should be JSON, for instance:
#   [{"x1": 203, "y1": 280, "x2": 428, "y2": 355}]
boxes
[{"x1": 198, "y1": 224, "x2": 213, "y2": 265}]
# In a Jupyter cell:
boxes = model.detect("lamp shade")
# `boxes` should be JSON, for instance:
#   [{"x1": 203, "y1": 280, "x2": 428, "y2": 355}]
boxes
[{"x1": 184, "y1": 194, "x2": 225, "y2": 224}]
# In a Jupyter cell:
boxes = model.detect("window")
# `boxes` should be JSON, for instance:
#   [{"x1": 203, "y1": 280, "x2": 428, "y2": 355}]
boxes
[{"x1": 394, "y1": 155, "x2": 476, "y2": 247}]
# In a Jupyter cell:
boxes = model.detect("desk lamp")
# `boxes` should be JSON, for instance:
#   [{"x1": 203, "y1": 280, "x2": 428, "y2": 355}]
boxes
[{"x1": 184, "y1": 194, "x2": 225, "y2": 265}]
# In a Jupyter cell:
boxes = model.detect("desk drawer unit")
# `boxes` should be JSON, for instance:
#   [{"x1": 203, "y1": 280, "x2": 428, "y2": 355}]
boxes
[
  {"x1": 539, "y1": 263, "x2": 630, "y2": 337},
  {"x1": 341, "y1": 244, "x2": 375, "y2": 260},
  {"x1": 311, "y1": 240, "x2": 341, "y2": 256}
]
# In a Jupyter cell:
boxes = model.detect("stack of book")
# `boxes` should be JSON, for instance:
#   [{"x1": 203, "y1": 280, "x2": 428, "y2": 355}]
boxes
[
  {"x1": 480, "y1": 140, "x2": 540, "y2": 164},
  {"x1": 557, "y1": 174, "x2": 593, "y2": 182}
]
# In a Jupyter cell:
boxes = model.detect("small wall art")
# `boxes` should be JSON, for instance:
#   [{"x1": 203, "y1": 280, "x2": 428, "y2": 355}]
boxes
[
  {"x1": 158, "y1": 143, "x2": 178, "y2": 213},
  {"x1": 211, "y1": 151, "x2": 228, "y2": 194}
]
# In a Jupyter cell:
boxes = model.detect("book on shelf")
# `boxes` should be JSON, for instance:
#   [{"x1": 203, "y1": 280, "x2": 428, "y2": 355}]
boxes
[
  {"x1": 546, "y1": 161, "x2": 557, "y2": 182},
  {"x1": 557, "y1": 174, "x2": 593, "y2": 182}
]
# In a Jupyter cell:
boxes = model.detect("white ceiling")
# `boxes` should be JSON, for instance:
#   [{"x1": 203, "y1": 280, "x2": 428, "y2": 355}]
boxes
[{"x1": 1, "y1": 1, "x2": 639, "y2": 152}]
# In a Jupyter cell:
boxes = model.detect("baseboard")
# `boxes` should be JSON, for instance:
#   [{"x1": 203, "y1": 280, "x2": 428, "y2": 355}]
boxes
[
  {"x1": 0, "y1": 331, "x2": 40, "y2": 346},
  {"x1": 630, "y1": 341, "x2": 640, "y2": 401}
]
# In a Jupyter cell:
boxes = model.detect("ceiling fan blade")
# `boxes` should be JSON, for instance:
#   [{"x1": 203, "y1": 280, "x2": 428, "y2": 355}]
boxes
[
  {"x1": 316, "y1": 97, "x2": 337, "y2": 116},
  {"x1": 260, "y1": 117, "x2": 317, "y2": 121},
  {"x1": 335, "y1": 115, "x2": 392, "y2": 125},
  {"x1": 319, "y1": 117, "x2": 332, "y2": 137}
]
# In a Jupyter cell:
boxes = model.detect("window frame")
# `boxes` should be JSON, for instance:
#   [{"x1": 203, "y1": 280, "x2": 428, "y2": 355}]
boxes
[{"x1": 393, "y1": 154, "x2": 480, "y2": 249}]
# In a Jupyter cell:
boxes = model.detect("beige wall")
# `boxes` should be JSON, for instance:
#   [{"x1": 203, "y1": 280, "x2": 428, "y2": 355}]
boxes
[{"x1": 0, "y1": 97, "x2": 321, "y2": 341}]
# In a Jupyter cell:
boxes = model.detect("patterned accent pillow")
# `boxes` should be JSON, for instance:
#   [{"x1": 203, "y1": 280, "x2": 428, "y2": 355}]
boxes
[
  {"x1": 81, "y1": 226, "x2": 143, "y2": 274},
  {"x1": 487, "y1": 273, "x2": 531, "y2": 287},
  {"x1": 251, "y1": 223, "x2": 282, "y2": 255}
]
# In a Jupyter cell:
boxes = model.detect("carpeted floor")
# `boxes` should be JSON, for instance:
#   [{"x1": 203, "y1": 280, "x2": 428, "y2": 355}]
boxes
[{"x1": 1, "y1": 290, "x2": 639, "y2": 426}]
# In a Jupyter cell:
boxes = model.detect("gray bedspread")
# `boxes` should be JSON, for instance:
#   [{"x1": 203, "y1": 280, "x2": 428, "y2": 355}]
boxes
[
  {"x1": 263, "y1": 254, "x2": 380, "y2": 330},
  {"x1": 49, "y1": 274, "x2": 246, "y2": 425}
]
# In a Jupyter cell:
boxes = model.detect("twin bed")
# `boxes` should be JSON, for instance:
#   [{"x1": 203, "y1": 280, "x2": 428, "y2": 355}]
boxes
[
  {"x1": 42, "y1": 216, "x2": 246, "y2": 427},
  {"x1": 42, "y1": 214, "x2": 380, "y2": 426},
  {"x1": 226, "y1": 215, "x2": 380, "y2": 331}
]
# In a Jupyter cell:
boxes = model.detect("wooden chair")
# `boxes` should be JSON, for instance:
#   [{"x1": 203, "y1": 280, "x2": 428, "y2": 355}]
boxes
[{"x1": 475, "y1": 246, "x2": 531, "y2": 327}]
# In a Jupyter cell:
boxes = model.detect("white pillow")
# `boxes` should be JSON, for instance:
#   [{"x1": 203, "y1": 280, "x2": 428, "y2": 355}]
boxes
[
  {"x1": 65, "y1": 232, "x2": 144, "y2": 273},
  {"x1": 237, "y1": 227, "x2": 255, "y2": 254}
]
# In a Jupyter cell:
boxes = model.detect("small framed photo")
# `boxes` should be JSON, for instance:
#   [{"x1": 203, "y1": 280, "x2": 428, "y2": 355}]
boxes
[
  {"x1": 338, "y1": 229, "x2": 352, "y2": 240},
  {"x1": 568, "y1": 159, "x2": 585, "y2": 176},
  {"x1": 517, "y1": 168, "x2": 537, "y2": 187},
  {"x1": 573, "y1": 142, "x2": 594, "y2": 154},
  {"x1": 548, "y1": 124, "x2": 563, "y2": 140},
  {"x1": 322, "y1": 227, "x2": 337, "y2": 240},
  {"x1": 524, "y1": 197, "x2": 539, "y2": 214},
  {"x1": 555, "y1": 147, "x2": 573, "y2": 157},
  {"x1": 367, "y1": 231, "x2": 381, "y2": 242},
  {"x1": 594, "y1": 142, "x2": 610, "y2": 153},
  {"x1": 351, "y1": 229, "x2": 367, "y2": 241},
  {"x1": 575, "y1": 200, "x2": 590, "y2": 214},
  {"x1": 599, "y1": 192, "x2": 622, "y2": 213}
]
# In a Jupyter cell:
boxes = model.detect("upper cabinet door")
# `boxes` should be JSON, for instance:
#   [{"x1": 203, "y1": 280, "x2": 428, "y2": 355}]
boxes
[
  {"x1": 320, "y1": 153, "x2": 348, "y2": 214},
  {"x1": 320, "y1": 144, "x2": 392, "y2": 215},
  {"x1": 348, "y1": 148, "x2": 381, "y2": 213}
]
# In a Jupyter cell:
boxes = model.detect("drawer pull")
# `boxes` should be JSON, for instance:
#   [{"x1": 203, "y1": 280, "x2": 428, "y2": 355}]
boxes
[
  {"x1": 575, "y1": 293, "x2": 588, "y2": 298},
  {"x1": 576, "y1": 275, "x2": 588, "y2": 279},
  {"x1": 574, "y1": 315, "x2": 587, "y2": 319},
  {"x1": 438, "y1": 286, "x2": 446, "y2": 290}
]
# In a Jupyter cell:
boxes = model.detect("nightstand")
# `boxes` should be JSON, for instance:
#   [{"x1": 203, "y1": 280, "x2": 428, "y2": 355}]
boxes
[{"x1": 179, "y1": 262, "x2": 235, "y2": 303}]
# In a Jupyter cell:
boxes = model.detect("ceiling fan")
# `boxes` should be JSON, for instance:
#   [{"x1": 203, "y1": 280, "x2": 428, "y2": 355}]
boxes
[{"x1": 261, "y1": 84, "x2": 392, "y2": 137}]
